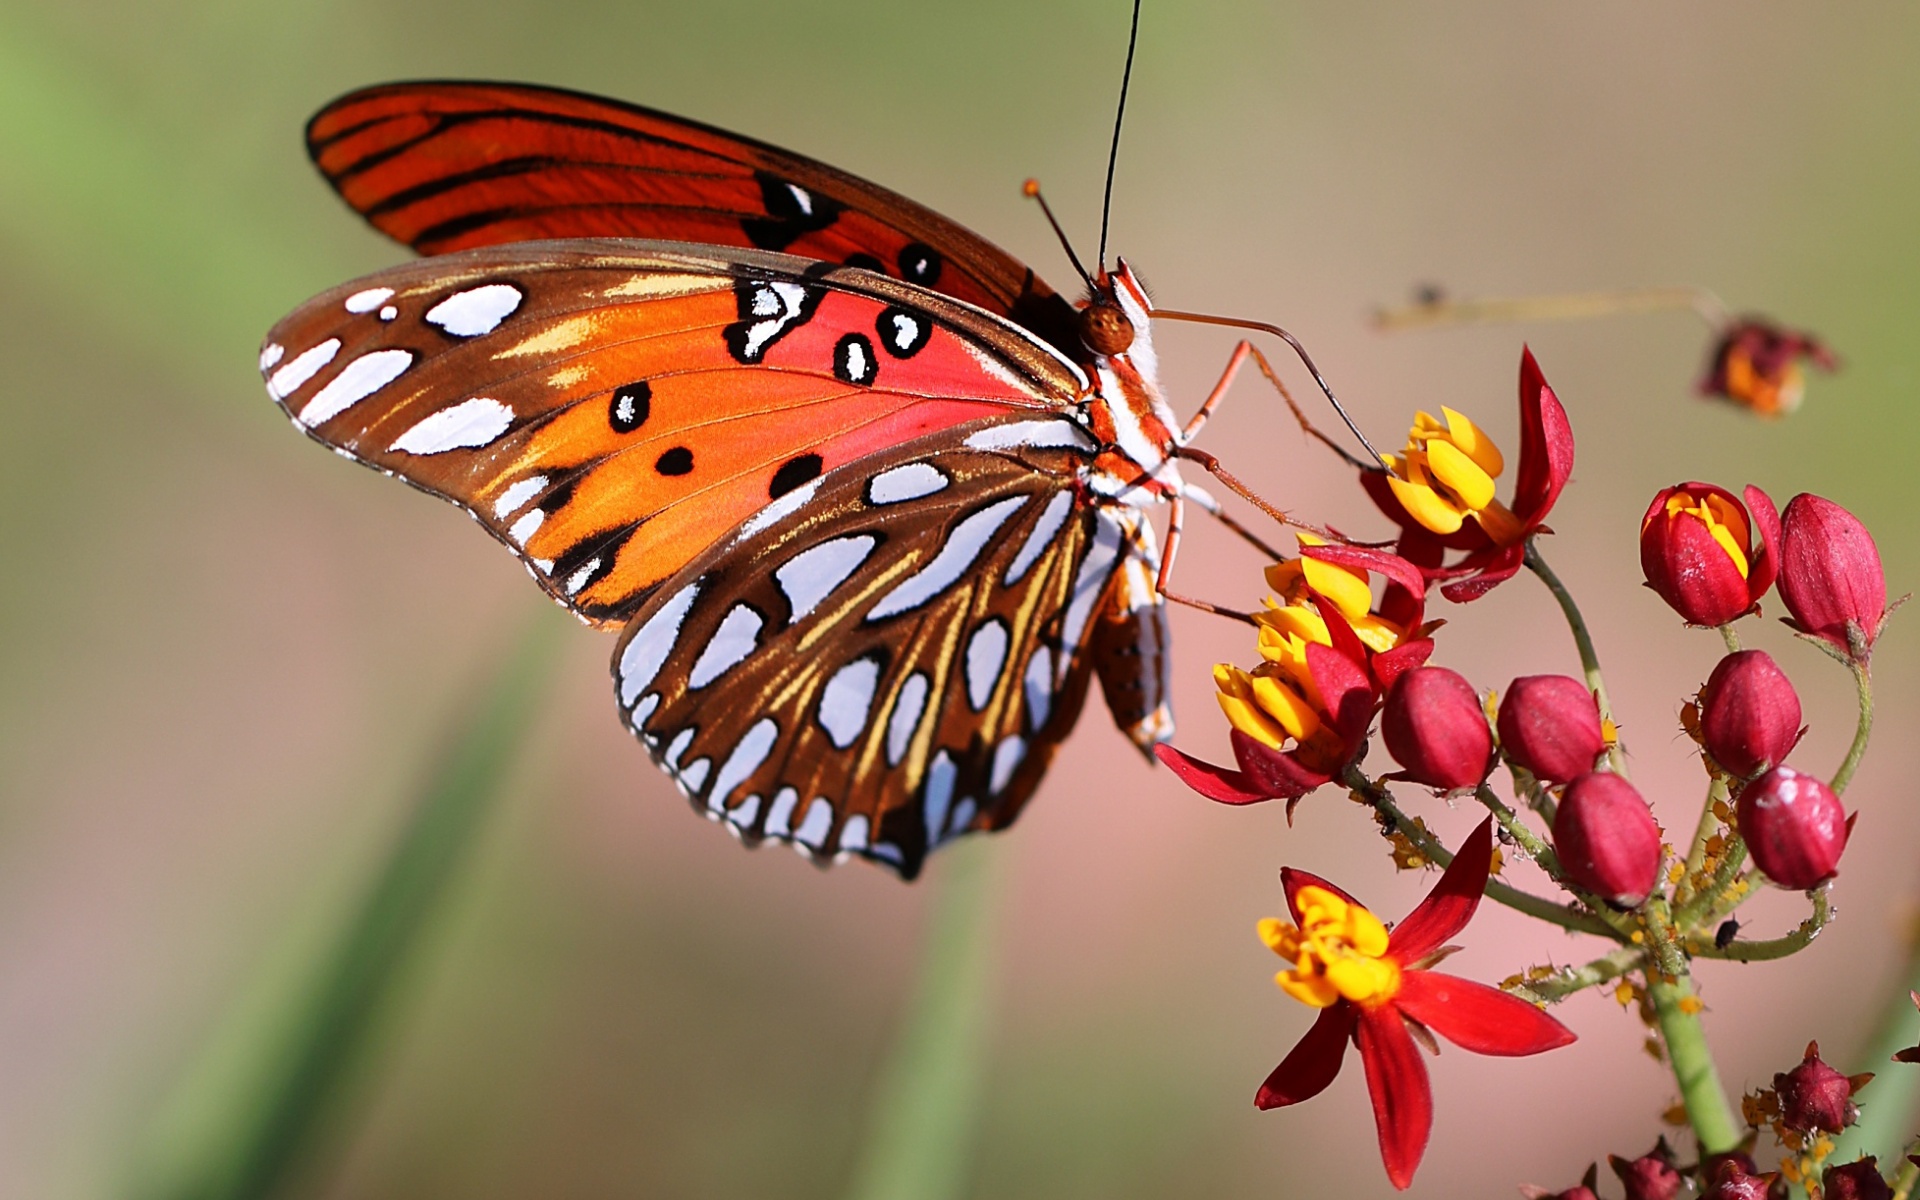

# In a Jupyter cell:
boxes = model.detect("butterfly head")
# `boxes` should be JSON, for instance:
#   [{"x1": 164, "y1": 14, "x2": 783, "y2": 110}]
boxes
[{"x1": 1080, "y1": 259, "x2": 1154, "y2": 358}]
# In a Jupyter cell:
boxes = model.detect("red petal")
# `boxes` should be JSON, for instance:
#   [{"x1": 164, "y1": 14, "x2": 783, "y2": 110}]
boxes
[
  {"x1": 1388, "y1": 818, "x2": 1493, "y2": 962},
  {"x1": 1230, "y1": 731, "x2": 1333, "y2": 801},
  {"x1": 1356, "y1": 1007, "x2": 1433, "y2": 1190},
  {"x1": 1393, "y1": 971, "x2": 1577, "y2": 1056},
  {"x1": 1280, "y1": 866, "x2": 1365, "y2": 923},
  {"x1": 1154, "y1": 742, "x2": 1273, "y2": 805},
  {"x1": 1511, "y1": 347, "x2": 1575, "y2": 530},
  {"x1": 1744, "y1": 484, "x2": 1781, "y2": 601},
  {"x1": 1438, "y1": 542, "x2": 1527, "y2": 603},
  {"x1": 1255, "y1": 1004, "x2": 1357, "y2": 1109},
  {"x1": 1304, "y1": 637, "x2": 1375, "y2": 744},
  {"x1": 1372, "y1": 638, "x2": 1435, "y2": 691}
]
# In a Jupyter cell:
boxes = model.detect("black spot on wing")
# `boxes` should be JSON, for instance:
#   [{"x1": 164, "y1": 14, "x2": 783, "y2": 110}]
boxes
[
  {"x1": 769, "y1": 454, "x2": 824, "y2": 499},
  {"x1": 655, "y1": 446, "x2": 694, "y2": 476},
  {"x1": 875, "y1": 306, "x2": 932, "y2": 359},
  {"x1": 897, "y1": 242, "x2": 942, "y2": 287},
  {"x1": 843, "y1": 252, "x2": 886, "y2": 274},
  {"x1": 833, "y1": 333, "x2": 877, "y2": 386},
  {"x1": 548, "y1": 520, "x2": 638, "y2": 598},
  {"x1": 609, "y1": 380, "x2": 651, "y2": 433},
  {"x1": 741, "y1": 171, "x2": 844, "y2": 251},
  {"x1": 722, "y1": 276, "x2": 826, "y2": 365}
]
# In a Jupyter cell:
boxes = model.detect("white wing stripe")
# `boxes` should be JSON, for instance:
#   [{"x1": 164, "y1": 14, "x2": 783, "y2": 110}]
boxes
[
  {"x1": 618, "y1": 581, "x2": 701, "y2": 705},
  {"x1": 688, "y1": 604, "x2": 764, "y2": 689},
  {"x1": 1005, "y1": 490, "x2": 1074, "y2": 585},
  {"x1": 776, "y1": 535, "x2": 877, "y2": 623},
  {"x1": 868, "y1": 496, "x2": 1026, "y2": 621},
  {"x1": 709, "y1": 718, "x2": 779, "y2": 811}
]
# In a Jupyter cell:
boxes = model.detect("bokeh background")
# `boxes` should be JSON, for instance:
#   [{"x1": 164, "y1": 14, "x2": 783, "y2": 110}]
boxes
[{"x1": 4, "y1": 3, "x2": 1918, "y2": 1197}]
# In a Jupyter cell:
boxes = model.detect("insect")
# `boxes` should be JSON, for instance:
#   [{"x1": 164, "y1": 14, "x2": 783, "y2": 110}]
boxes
[{"x1": 260, "y1": 47, "x2": 1326, "y2": 879}]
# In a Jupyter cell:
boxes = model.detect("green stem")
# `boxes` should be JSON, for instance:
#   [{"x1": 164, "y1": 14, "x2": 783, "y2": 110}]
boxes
[
  {"x1": 1832, "y1": 660, "x2": 1874, "y2": 794},
  {"x1": 1717, "y1": 624, "x2": 1743, "y2": 653},
  {"x1": 842, "y1": 840, "x2": 1003, "y2": 1200},
  {"x1": 1674, "y1": 778, "x2": 1732, "y2": 910},
  {"x1": 1506, "y1": 946, "x2": 1646, "y2": 1004},
  {"x1": 1525, "y1": 543, "x2": 1627, "y2": 776},
  {"x1": 1646, "y1": 969, "x2": 1742, "y2": 1155},
  {"x1": 1830, "y1": 919, "x2": 1920, "y2": 1170},
  {"x1": 1892, "y1": 1140, "x2": 1920, "y2": 1200},
  {"x1": 1688, "y1": 885, "x2": 1832, "y2": 961}
]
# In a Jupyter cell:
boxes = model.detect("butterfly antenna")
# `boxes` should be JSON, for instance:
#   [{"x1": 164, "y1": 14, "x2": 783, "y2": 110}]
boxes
[
  {"x1": 1097, "y1": 0, "x2": 1143, "y2": 271},
  {"x1": 1023, "y1": 179, "x2": 1097, "y2": 291}
]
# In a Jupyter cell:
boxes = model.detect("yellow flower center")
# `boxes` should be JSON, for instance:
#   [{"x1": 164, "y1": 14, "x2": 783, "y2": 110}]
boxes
[
  {"x1": 1259, "y1": 885, "x2": 1402, "y2": 1009},
  {"x1": 1659, "y1": 489, "x2": 1750, "y2": 578},
  {"x1": 1384, "y1": 407, "x2": 1523, "y2": 544}
]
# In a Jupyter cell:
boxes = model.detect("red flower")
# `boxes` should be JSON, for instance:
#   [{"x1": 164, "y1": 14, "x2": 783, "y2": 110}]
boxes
[
  {"x1": 1363, "y1": 347, "x2": 1576, "y2": 602},
  {"x1": 1777, "y1": 493, "x2": 1891, "y2": 664},
  {"x1": 1253, "y1": 819, "x2": 1575, "y2": 1189},
  {"x1": 1639, "y1": 482, "x2": 1781, "y2": 627},
  {"x1": 1699, "y1": 318, "x2": 1838, "y2": 418},
  {"x1": 1157, "y1": 544, "x2": 1433, "y2": 808}
]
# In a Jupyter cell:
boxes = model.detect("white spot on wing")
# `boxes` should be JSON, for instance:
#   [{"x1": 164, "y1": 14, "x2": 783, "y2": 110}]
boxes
[
  {"x1": 965, "y1": 619, "x2": 1009, "y2": 711},
  {"x1": 378, "y1": 305, "x2": 398, "y2": 322},
  {"x1": 923, "y1": 751, "x2": 956, "y2": 845},
  {"x1": 1057, "y1": 510, "x2": 1125, "y2": 683},
  {"x1": 492, "y1": 475, "x2": 548, "y2": 520},
  {"x1": 344, "y1": 286, "x2": 394, "y2": 313},
  {"x1": 737, "y1": 479, "x2": 820, "y2": 541},
  {"x1": 868, "y1": 462, "x2": 949, "y2": 505},
  {"x1": 508, "y1": 508, "x2": 544, "y2": 546},
  {"x1": 677, "y1": 758, "x2": 711, "y2": 793},
  {"x1": 765, "y1": 787, "x2": 799, "y2": 837},
  {"x1": 786, "y1": 183, "x2": 813, "y2": 216},
  {"x1": 425, "y1": 283, "x2": 523, "y2": 337},
  {"x1": 887, "y1": 672, "x2": 930, "y2": 766},
  {"x1": 259, "y1": 343, "x2": 284, "y2": 371},
  {"x1": 618, "y1": 581, "x2": 701, "y2": 705},
  {"x1": 948, "y1": 797, "x2": 977, "y2": 838},
  {"x1": 838, "y1": 814, "x2": 869, "y2": 853},
  {"x1": 818, "y1": 656, "x2": 881, "y2": 749},
  {"x1": 709, "y1": 717, "x2": 778, "y2": 809},
  {"x1": 963, "y1": 420, "x2": 1096, "y2": 452},
  {"x1": 688, "y1": 604, "x2": 763, "y2": 689},
  {"x1": 1024, "y1": 647, "x2": 1054, "y2": 730},
  {"x1": 663, "y1": 727, "x2": 696, "y2": 770},
  {"x1": 793, "y1": 797, "x2": 833, "y2": 849},
  {"x1": 563, "y1": 557, "x2": 601, "y2": 596},
  {"x1": 727, "y1": 793, "x2": 761, "y2": 827},
  {"x1": 631, "y1": 693, "x2": 660, "y2": 728},
  {"x1": 267, "y1": 338, "x2": 339, "y2": 398},
  {"x1": 298, "y1": 348, "x2": 413, "y2": 426},
  {"x1": 1005, "y1": 491, "x2": 1075, "y2": 585},
  {"x1": 868, "y1": 496, "x2": 1027, "y2": 621},
  {"x1": 739, "y1": 281, "x2": 810, "y2": 360},
  {"x1": 991, "y1": 736, "x2": 1027, "y2": 795},
  {"x1": 775, "y1": 535, "x2": 876, "y2": 623},
  {"x1": 389, "y1": 397, "x2": 514, "y2": 455}
]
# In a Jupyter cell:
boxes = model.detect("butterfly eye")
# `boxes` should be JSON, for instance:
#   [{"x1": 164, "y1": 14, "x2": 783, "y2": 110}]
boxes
[{"x1": 1078, "y1": 301, "x2": 1134, "y2": 356}]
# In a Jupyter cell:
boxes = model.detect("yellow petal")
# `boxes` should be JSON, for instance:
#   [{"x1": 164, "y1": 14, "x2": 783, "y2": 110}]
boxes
[
  {"x1": 1425, "y1": 436, "x2": 1498, "y2": 511},
  {"x1": 1260, "y1": 605, "x2": 1331, "y2": 648},
  {"x1": 1472, "y1": 498, "x2": 1525, "y2": 546},
  {"x1": 1350, "y1": 613, "x2": 1407, "y2": 655},
  {"x1": 1301, "y1": 554, "x2": 1374, "y2": 623},
  {"x1": 1217, "y1": 691, "x2": 1289, "y2": 749},
  {"x1": 1257, "y1": 916, "x2": 1300, "y2": 955},
  {"x1": 1700, "y1": 491, "x2": 1751, "y2": 552},
  {"x1": 1264, "y1": 559, "x2": 1306, "y2": 596},
  {"x1": 1343, "y1": 904, "x2": 1392, "y2": 957},
  {"x1": 1440, "y1": 406, "x2": 1505, "y2": 477},
  {"x1": 1277, "y1": 970, "x2": 1341, "y2": 1008},
  {"x1": 1250, "y1": 673, "x2": 1323, "y2": 742},
  {"x1": 1325, "y1": 955, "x2": 1402, "y2": 1006},
  {"x1": 1708, "y1": 520, "x2": 1751, "y2": 578},
  {"x1": 1213, "y1": 662, "x2": 1252, "y2": 698},
  {"x1": 1388, "y1": 473, "x2": 1468, "y2": 535}
]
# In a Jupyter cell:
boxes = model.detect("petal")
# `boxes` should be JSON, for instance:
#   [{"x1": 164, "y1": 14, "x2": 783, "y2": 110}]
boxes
[
  {"x1": 1393, "y1": 971, "x2": 1577, "y2": 1056},
  {"x1": 1387, "y1": 474, "x2": 1468, "y2": 535},
  {"x1": 1510, "y1": 347, "x2": 1575, "y2": 529},
  {"x1": 1744, "y1": 484, "x2": 1781, "y2": 600},
  {"x1": 1303, "y1": 543, "x2": 1429, "y2": 603},
  {"x1": 1153, "y1": 742, "x2": 1274, "y2": 805},
  {"x1": 1372, "y1": 638, "x2": 1435, "y2": 691},
  {"x1": 1305, "y1": 640, "x2": 1375, "y2": 744},
  {"x1": 1389, "y1": 818, "x2": 1494, "y2": 962},
  {"x1": 1437, "y1": 543, "x2": 1527, "y2": 603},
  {"x1": 1439, "y1": 406, "x2": 1505, "y2": 477},
  {"x1": 1231, "y1": 731, "x2": 1333, "y2": 801},
  {"x1": 1256, "y1": 1004, "x2": 1357, "y2": 1109},
  {"x1": 1280, "y1": 866, "x2": 1366, "y2": 924},
  {"x1": 1356, "y1": 1007, "x2": 1434, "y2": 1190},
  {"x1": 1424, "y1": 437, "x2": 1498, "y2": 511}
]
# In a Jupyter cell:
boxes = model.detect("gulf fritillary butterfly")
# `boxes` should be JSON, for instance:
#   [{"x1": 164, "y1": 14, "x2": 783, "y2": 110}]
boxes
[{"x1": 262, "y1": 79, "x2": 1239, "y2": 880}]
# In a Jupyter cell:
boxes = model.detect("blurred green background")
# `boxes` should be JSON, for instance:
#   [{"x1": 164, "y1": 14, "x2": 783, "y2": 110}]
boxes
[{"x1": 3, "y1": 3, "x2": 1918, "y2": 1197}]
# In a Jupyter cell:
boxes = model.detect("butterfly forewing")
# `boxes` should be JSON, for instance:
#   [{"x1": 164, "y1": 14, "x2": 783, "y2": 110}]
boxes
[
  {"x1": 260, "y1": 240, "x2": 1086, "y2": 626},
  {"x1": 306, "y1": 82, "x2": 1082, "y2": 355},
  {"x1": 611, "y1": 422, "x2": 1146, "y2": 878}
]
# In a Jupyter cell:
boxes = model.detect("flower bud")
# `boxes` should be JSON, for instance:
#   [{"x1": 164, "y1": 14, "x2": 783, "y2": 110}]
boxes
[
  {"x1": 1640, "y1": 482, "x2": 1779, "y2": 626},
  {"x1": 1498, "y1": 675, "x2": 1605, "y2": 784},
  {"x1": 1381, "y1": 667, "x2": 1492, "y2": 790},
  {"x1": 1821, "y1": 1159, "x2": 1892, "y2": 1200},
  {"x1": 1704, "y1": 1160, "x2": 1774, "y2": 1200},
  {"x1": 1699, "y1": 650, "x2": 1803, "y2": 778},
  {"x1": 1609, "y1": 1139, "x2": 1683, "y2": 1200},
  {"x1": 1553, "y1": 773, "x2": 1662, "y2": 908},
  {"x1": 1774, "y1": 1041, "x2": 1866, "y2": 1133},
  {"x1": 1778, "y1": 494, "x2": 1889, "y2": 662},
  {"x1": 1519, "y1": 1165, "x2": 1601, "y2": 1200},
  {"x1": 1737, "y1": 766, "x2": 1850, "y2": 890}
]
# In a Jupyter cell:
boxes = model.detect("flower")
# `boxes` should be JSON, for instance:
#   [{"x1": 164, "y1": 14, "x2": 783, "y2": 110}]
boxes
[
  {"x1": 1497, "y1": 675, "x2": 1607, "y2": 785},
  {"x1": 1704, "y1": 1160, "x2": 1776, "y2": 1200},
  {"x1": 1821, "y1": 1158, "x2": 1893, "y2": 1200},
  {"x1": 1609, "y1": 1138, "x2": 1684, "y2": 1200},
  {"x1": 1253, "y1": 819, "x2": 1575, "y2": 1189},
  {"x1": 1639, "y1": 483, "x2": 1781, "y2": 627},
  {"x1": 1774, "y1": 1041, "x2": 1869, "y2": 1133},
  {"x1": 1362, "y1": 347, "x2": 1575, "y2": 602},
  {"x1": 1777, "y1": 493, "x2": 1891, "y2": 664},
  {"x1": 1519, "y1": 1165, "x2": 1601, "y2": 1200},
  {"x1": 1698, "y1": 650, "x2": 1804, "y2": 778},
  {"x1": 1737, "y1": 765, "x2": 1851, "y2": 890},
  {"x1": 1157, "y1": 542, "x2": 1433, "y2": 808},
  {"x1": 1380, "y1": 666, "x2": 1493, "y2": 790},
  {"x1": 1552, "y1": 772, "x2": 1663, "y2": 908},
  {"x1": 1698, "y1": 318, "x2": 1838, "y2": 417}
]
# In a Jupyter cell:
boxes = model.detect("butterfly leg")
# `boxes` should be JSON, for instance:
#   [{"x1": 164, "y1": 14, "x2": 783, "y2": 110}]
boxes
[
  {"x1": 1181, "y1": 340, "x2": 1376, "y2": 472},
  {"x1": 1178, "y1": 340, "x2": 1253, "y2": 445},
  {"x1": 1151, "y1": 493, "x2": 1256, "y2": 623}
]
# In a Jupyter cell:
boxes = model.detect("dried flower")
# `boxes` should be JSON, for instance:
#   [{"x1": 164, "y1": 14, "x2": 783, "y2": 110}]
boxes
[
  {"x1": 1497, "y1": 674, "x2": 1606, "y2": 784},
  {"x1": 1820, "y1": 1157, "x2": 1892, "y2": 1200},
  {"x1": 1699, "y1": 318, "x2": 1838, "y2": 417},
  {"x1": 1774, "y1": 1041, "x2": 1868, "y2": 1134},
  {"x1": 1699, "y1": 650, "x2": 1803, "y2": 778},
  {"x1": 1553, "y1": 772, "x2": 1663, "y2": 907}
]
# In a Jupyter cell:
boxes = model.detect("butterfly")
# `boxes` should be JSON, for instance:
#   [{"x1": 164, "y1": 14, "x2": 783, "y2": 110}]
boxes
[{"x1": 261, "y1": 80, "x2": 1217, "y2": 880}]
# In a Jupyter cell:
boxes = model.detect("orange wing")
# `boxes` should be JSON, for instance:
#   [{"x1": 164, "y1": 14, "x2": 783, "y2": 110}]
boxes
[
  {"x1": 259, "y1": 240, "x2": 1090, "y2": 626},
  {"x1": 306, "y1": 81, "x2": 1084, "y2": 355}
]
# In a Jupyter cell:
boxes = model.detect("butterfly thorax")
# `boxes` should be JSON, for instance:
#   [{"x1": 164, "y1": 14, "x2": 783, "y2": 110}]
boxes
[{"x1": 1078, "y1": 259, "x2": 1186, "y2": 505}]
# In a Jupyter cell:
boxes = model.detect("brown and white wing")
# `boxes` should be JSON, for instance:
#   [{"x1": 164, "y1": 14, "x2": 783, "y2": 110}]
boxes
[{"x1": 610, "y1": 416, "x2": 1142, "y2": 879}]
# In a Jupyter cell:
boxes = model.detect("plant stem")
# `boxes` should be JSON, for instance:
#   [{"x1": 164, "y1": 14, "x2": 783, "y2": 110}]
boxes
[
  {"x1": 1646, "y1": 969, "x2": 1742, "y2": 1155},
  {"x1": 1830, "y1": 917, "x2": 1920, "y2": 1170},
  {"x1": 1689, "y1": 885, "x2": 1832, "y2": 961},
  {"x1": 843, "y1": 840, "x2": 1003, "y2": 1200},
  {"x1": 1525, "y1": 543, "x2": 1627, "y2": 776},
  {"x1": 1718, "y1": 624, "x2": 1743, "y2": 653},
  {"x1": 1674, "y1": 778, "x2": 1731, "y2": 910},
  {"x1": 1891, "y1": 1138, "x2": 1920, "y2": 1200},
  {"x1": 1372, "y1": 285, "x2": 1730, "y2": 333},
  {"x1": 1832, "y1": 660, "x2": 1874, "y2": 794},
  {"x1": 1506, "y1": 946, "x2": 1646, "y2": 1004}
]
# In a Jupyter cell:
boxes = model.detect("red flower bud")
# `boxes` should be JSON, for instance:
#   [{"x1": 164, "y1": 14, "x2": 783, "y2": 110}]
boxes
[
  {"x1": 1640, "y1": 483, "x2": 1780, "y2": 626},
  {"x1": 1737, "y1": 766, "x2": 1850, "y2": 890},
  {"x1": 1381, "y1": 666, "x2": 1492, "y2": 790},
  {"x1": 1497, "y1": 674, "x2": 1605, "y2": 784},
  {"x1": 1778, "y1": 494, "x2": 1889, "y2": 663},
  {"x1": 1775, "y1": 1041, "x2": 1866, "y2": 1133},
  {"x1": 1520, "y1": 1165, "x2": 1601, "y2": 1200},
  {"x1": 1553, "y1": 773, "x2": 1662, "y2": 908},
  {"x1": 1609, "y1": 1140, "x2": 1683, "y2": 1200},
  {"x1": 1822, "y1": 1158, "x2": 1892, "y2": 1200},
  {"x1": 1704, "y1": 1160, "x2": 1775, "y2": 1200},
  {"x1": 1699, "y1": 650, "x2": 1803, "y2": 778}
]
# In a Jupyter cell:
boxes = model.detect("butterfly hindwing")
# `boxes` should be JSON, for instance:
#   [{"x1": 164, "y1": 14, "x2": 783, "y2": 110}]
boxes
[
  {"x1": 306, "y1": 81, "x2": 1082, "y2": 355},
  {"x1": 260, "y1": 240, "x2": 1088, "y2": 626},
  {"x1": 610, "y1": 422, "x2": 1144, "y2": 878}
]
